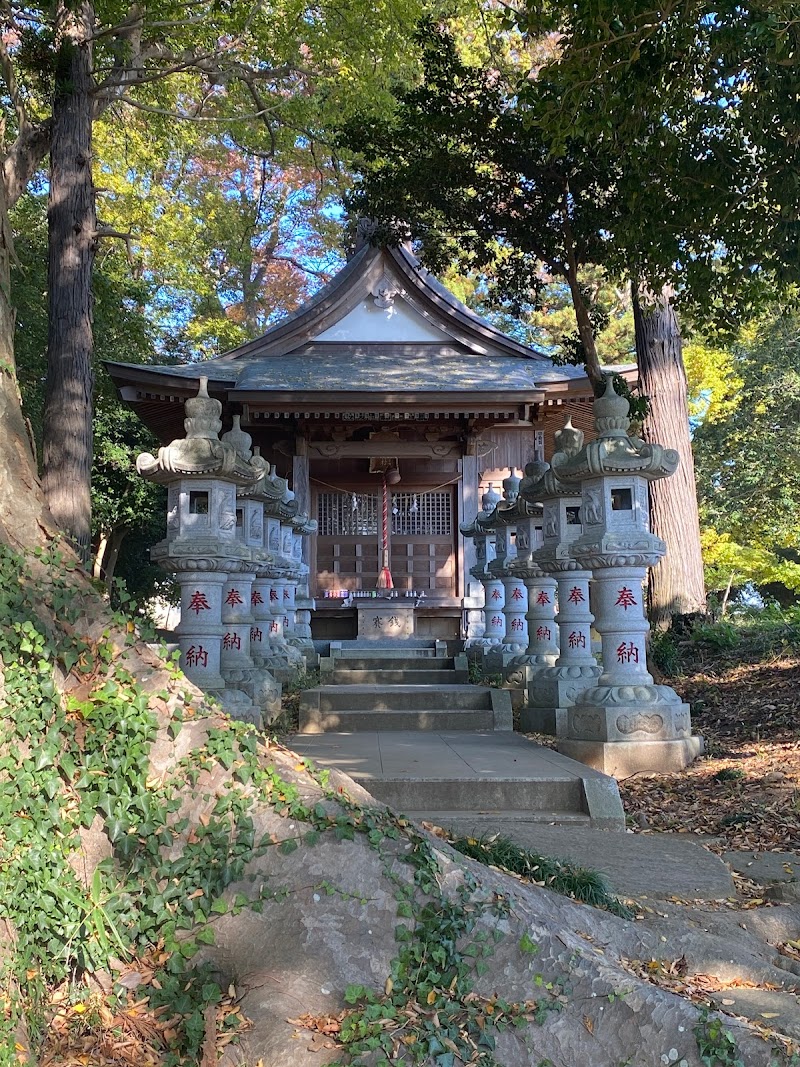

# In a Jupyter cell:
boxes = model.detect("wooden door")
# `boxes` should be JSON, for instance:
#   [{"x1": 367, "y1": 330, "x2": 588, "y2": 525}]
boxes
[
  {"x1": 315, "y1": 487, "x2": 456, "y2": 597},
  {"x1": 389, "y1": 488, "x2": 456, "y2": 596},
  {"x1": 316, "y1": 490, "x2": 380, "y2": 593}
]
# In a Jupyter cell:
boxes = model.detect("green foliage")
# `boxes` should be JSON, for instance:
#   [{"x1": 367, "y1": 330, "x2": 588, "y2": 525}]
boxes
[
  {"x1": 712, "y1": 768, "x2": 745, "y2": 783},
  {"x1": 694, "y1": 313, "x2": 800, "y2": 602},
  {"x1": 694, "y1": 1009, "x2": 744, "y2": 1067},
  {"x1": 0, "y1": 539, "x2": 568, "y2": 1062},
  {"x1": 448, "y1": 834, "x2": 632, "y2": 919},
  {"x1": 651, "y1": 607, "x2": 800, "y2": 680},
  {"x1": 0, "y1": 542, "x2": 290, "y2": 1059},
  {"x1": 339, "y1": 19, "x2": 636, "y2": 384},
  {"x1": 467, "y1": 659, "x2": 502, "y2": 688},
  {"x1": 649, "y1": 630, "x2": 683, "y2": 678},
  {"x1": 11, "y1": 192, "x2": 166, "y2": 597},
  {"x1": 519, "y1": 1, "x2": 800, "y2": 331}
]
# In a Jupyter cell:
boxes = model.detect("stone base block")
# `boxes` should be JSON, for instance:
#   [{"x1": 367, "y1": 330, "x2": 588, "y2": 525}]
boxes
[
  {"x1": 519, "y1": 705, "x2": 559, "y2": 735},
  {"x1": 565, "y1": 699, "x2": 693, "y2": 743},
  {"x1": 557, "y1": 736, "x2": 705, "y2": 778},
  {"x1": 484, "y1": 650, "x2": 520, "y2": 673},
  {"x1": 513, "y1": 670, "x2": 596, "y2": 735},
  {"x1": 218, "y1": 687, "x2": 262, "y2": 728}
]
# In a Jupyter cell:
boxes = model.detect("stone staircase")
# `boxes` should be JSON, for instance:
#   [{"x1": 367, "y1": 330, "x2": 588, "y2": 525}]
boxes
[
  {"x1": 300, "y1": 650, "x2": 510, "y2": 733},
  {"x1": 290, "y1": 643, "x2": 625, "y2": 829}
]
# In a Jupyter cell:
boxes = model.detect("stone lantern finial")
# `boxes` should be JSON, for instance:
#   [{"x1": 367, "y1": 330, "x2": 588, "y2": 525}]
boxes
[
  {"x1": 593, "y1": 374, "x2": 630, "y2": 439},
  {"x1": 502, "y1": 467, "x2": 521, "y2": 504},
  {"x1": 184, "y1": 376, "x2": 222, "y2": 440},
  {"x1": 221, "y1": 414, "x2": 253, "y2": 460},
  {"x1": 481, "y1": 483, "x2": 501, "y2": 513},
  {"x1": 554, "y1": 416, "x2": 584, "y2": 457}
]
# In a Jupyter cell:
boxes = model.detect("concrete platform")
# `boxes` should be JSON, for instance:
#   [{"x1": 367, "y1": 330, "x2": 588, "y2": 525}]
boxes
[
  {"x1": 424, "y1": 820, "x2": 736, "y2": 900},
  {"x1": 289, "y1": 729, "x2": 626, "y2": 829}
]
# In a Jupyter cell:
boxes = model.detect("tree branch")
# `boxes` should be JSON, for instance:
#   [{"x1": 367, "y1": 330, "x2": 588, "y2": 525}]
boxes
[
  {"x1": 106, "y1": 94, "x2": 283, "y2": 123},
  {"x1": 0, "y1": 30, "x2": 27, "y2": 131},
  {"x1": 3, "y1": 120, "x2": 51, "y2": 208},
  {"x1": 271, "y1": 253, "x2": 329, "y2": 279}
]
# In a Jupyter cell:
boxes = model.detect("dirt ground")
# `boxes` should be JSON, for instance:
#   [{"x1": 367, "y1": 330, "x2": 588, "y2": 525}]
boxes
[{"x1": 622, "y1": 650, "x2": 800, "y2": 854}]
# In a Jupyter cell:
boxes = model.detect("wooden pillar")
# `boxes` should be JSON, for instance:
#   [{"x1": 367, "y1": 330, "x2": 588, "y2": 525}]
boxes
[
  {"x1": 292, "y1": 438, "x2": 312, "y2": 570},
  {"x1": 460, "y1": 446, "x2": 480, "y2": 600}
]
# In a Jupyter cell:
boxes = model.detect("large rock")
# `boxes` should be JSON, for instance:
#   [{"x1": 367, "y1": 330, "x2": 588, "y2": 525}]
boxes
[{"x1": 135, "y1": 741, "x2": 787, "y2": 1067}]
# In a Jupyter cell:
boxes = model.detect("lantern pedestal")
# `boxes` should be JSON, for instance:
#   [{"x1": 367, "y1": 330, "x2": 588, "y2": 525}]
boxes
[
  {"x1": 558, "y1": 737, "x2": 704, "y2": 778},
  {"x1": 555, "y1": 563, "x2": 701, "y2": 775}
]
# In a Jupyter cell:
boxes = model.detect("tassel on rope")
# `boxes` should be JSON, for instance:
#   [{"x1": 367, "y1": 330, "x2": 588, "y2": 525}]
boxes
[{"x1": 377, "y1": 471, "x2": 394, "y2": 589}]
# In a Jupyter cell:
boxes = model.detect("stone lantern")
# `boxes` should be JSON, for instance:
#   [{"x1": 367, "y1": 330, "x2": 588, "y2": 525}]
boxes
[
  {"x1": 288, "y1": 515, "x2": 318, "y2": 662},
  {"x1": 136, "y1": 378, "x2": 280, "y2": 724},
  {"x1": 460, "y1": 483, "x2": 502, "y2": 648},
  {"x1": 242, "y1": 454, "x2": 286, "y2": 673},
  {"x1": 518, "y1": 421, "x2": 601, "y2": 734},
  {"x1": 507, "y1": 497, "x2": 558, "y2": 668},
  {"x1": 484, "y1": 470, "x2": 529, "y2": 665},
  {"x1": 551, "y1": 376, "x2": 703, "y2": 775}
]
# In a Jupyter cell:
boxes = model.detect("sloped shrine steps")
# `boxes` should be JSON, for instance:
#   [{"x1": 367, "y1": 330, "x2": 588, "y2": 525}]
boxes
[{"x1": 290, "y1": 645, "x2": 625, "y2": 829}]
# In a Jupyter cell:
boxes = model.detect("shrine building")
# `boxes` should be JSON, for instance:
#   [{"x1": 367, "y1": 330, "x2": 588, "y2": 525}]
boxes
[{"x1": 107, "y1": 241, "x2": 628, "y2": 642}]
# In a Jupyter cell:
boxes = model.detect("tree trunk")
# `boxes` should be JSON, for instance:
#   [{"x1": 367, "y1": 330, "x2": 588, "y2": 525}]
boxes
[
  {"x1": 633, "y1": 285, "x2": 706, "y2": 627},
  {"x1": 0, "y1": 178, "x2": 51, "y2": 549},
  {"x1": 41, "y1": 1, "x2": 96, "y2": 564},
  {"x1": 102, "y1": 526, "x2": 126, "y2": 592}
]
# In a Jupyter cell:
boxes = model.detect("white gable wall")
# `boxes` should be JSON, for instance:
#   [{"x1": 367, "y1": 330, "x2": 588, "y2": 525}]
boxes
[{"x1": 315, "y1": 297, "x2": 452, "y2": 344}]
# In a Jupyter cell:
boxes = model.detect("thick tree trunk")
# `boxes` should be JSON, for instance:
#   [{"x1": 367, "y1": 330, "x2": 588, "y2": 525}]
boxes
[
  {"x1": 0, "y1": 179, "x2": 50, "y2": 549},
  {"x1": 41, "y1": 2, "x2": 96, "y2": 564},
  {"x1": 633, "y1": 285, "x2": 706, "y2": 626}
]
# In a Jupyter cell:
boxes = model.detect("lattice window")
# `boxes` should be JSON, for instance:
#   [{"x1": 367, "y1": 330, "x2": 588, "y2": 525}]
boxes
[
  {"x1": 391, "y1": 492, "x2": 452, "y2": 536},
  {"x1": 318, "y1": 492, "x2": 379, "y2": 536}
]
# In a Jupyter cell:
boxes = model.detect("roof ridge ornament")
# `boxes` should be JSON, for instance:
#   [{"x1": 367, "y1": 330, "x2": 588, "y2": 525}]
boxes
[{"x1": 371, "y1": 271, "x2": 403, "y2": 309}]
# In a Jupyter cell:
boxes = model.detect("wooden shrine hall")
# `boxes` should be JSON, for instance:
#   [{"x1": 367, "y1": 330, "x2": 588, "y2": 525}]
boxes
[{"x1": 108, "y1": 242, "x2": 621, "y2": 642}]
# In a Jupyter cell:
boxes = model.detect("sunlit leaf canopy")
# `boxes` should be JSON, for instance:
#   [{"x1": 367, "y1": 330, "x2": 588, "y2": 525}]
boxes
[
  {"x1": 341, "y1": 1, "x2": 798, "y2": 352},
  {"x1": 522, "y1": 0, "x2": 800, "y2": 326}
]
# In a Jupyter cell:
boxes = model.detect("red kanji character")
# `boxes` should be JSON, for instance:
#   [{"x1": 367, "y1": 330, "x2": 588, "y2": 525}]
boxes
[
  {"x1": 250, "y1": 626, "x2": 262, "y2": 642},
  {"x1": 567, "y1": 586, "x2": 585, "y2": 604},
  {"x1": 225, "y1": 588, "x2": 243, "y2": 606},
  {"x1": 491, "y1": 589, "x2": 502, "y2": 600},
  {"x1": 511, "y1": 587, "x2": 525, "y2": 601},
  {"x1": 283, "y1": 589, "x2": 291, "y2": 600},
  {"x1": 222, "y1": 632, "x2": 241, "y2": 651},
  {"x1": 251, "y1": 590, "x2": 264, "y2": 605},
  {"x1": 616, "y1": 641, "x2": 639, "y2": 663},
  {"x1": 187, "y1": 590, "x2": 211, "y2": 614},
  {"x1": 185, "y1": 644, "x2": 208, "y2": 667},
  {"x1": 269, "y1": 588, "x2": 279, "y2": 602},
  {"x1": 269, "y1": 621, "x2": 279, "y2": 633},
  {"x1": 568, "y1": 631, "x2": 586, "y2": 649},
  {"x1": 535, "y1": 590, "x2": 550, "y2": 605},
  {"x1": 615, "y1": 587, "x2": 637, "y2": 609},
  {"x1": 536, "y1": 626, "x2": 551, "y2": 640},
  {"x1": 511, "y1": 618, "x2": 524, "y2": 631},
  {"x1": 491, "y1": 615, "x2": 503, "y2": 626}
]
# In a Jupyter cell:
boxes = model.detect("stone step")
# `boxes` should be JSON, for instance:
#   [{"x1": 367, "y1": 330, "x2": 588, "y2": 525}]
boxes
[
  {"x1": 302, "y1": 684, "x2": 494, "y2": 713},
  {"x1": 331, "y1": 668, "x2": 470, "y2": 685},
  {"x1": 330, "y1": 656, "x2": 456, "y2": 671},
  {"x1": 353, "y1": 776, "x2": 586, "y2": 814},
  {"x1": 412, "y1": 810, "x2": 592, "y2": 829},
  {"x1": 299, "y1": 708, "x2": 495, "y2": 733},
  {"x1": 289, "y1": 730, "x2": 626, "y2": 829},
  {"x1": 333, "y1": 643, "x2": 440, "y2": 656}
]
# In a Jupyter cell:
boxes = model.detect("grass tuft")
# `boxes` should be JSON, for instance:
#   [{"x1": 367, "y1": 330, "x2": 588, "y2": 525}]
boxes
[{"x1": 448, "y1": 833, "x2": 633, "y2": 918}]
